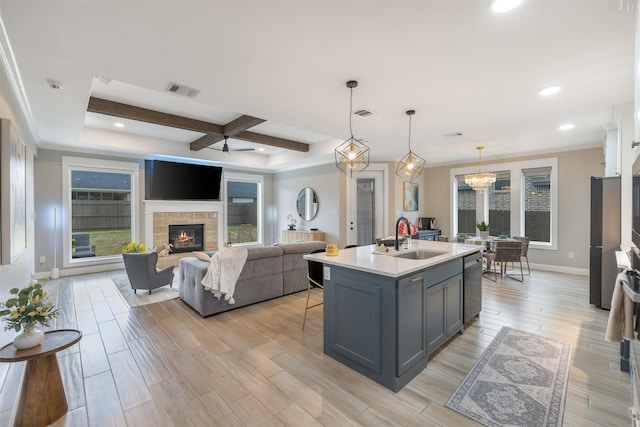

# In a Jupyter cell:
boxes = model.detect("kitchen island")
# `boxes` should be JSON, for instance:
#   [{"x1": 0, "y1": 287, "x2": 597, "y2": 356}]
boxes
[{"x1": 305, "y1": 240, "x2": 482, "y2": 392}]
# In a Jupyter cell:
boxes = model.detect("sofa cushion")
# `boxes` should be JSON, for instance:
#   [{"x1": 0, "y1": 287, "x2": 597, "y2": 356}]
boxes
[
  {"x1": 280, "y1": 241, "x2": 327, "y2": 294},
  {"x1": 246, "y1": 245, "x2": 283, "y2": 260}
]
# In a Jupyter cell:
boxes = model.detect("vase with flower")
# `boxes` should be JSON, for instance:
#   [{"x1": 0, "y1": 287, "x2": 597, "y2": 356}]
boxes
[
  {"x1": 286, "y1": 214, "x2": 297, "y2": 231},
  {"x1": 0, "y1": 281, "x2": 59, "y2": 350}
]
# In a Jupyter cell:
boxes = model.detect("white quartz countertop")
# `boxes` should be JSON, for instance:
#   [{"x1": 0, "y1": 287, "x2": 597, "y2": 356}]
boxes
[{"x1": 304, "y1": 240, "x2": 482, "y2": 278}]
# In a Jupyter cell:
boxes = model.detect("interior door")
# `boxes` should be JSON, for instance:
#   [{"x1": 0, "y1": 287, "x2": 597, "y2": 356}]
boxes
[{"x1": 347, "y1": 170, "x2": 384, "y2": 246}]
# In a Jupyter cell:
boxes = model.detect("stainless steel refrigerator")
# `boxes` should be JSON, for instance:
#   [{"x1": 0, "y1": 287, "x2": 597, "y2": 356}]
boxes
[{"x1": 589, "y1": 176, "x2": 621, "y2": 309}]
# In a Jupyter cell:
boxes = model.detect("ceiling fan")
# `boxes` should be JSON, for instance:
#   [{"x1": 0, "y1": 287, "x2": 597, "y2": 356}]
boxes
[{"x1": 209, "y1": 135, "x2": 255, "y2": 154}]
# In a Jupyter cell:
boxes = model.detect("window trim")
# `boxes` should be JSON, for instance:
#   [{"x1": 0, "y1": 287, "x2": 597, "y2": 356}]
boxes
[
  {"x1": 450, "y1": 157, "x2": 558, "y2": 250},
  {"x1": 223, "y1": 171, "x2": 264, "y2": 247},
  {"x1": 61, "y1": 156, "x2": 140, "y2": 267}
]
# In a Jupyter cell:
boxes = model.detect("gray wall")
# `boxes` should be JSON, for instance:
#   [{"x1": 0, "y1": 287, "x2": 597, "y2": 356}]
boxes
[
  {"x1": 33, "y1": 149, "x2": 146, "y2": 275},
  {"x1": 274, "y1": 164, "x2": 340, "y2": 245},
  {"x1": 33, "y1": 152, "x2": 278, "y2": 274},
  {"x1": 422, "y1": 147, "x2": 604, "y2": 272}
]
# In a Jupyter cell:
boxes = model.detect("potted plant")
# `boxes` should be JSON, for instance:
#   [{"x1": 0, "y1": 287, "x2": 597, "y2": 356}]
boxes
[
  {"x1": 0, "y1": 281, "x2": 59, "y2": 349},
  {"x1": 122, "y1": 241, "x2": 146, "y2": 253},
  {"x1": 476, "y1": 221, "x2": 490, "y2": 239}
]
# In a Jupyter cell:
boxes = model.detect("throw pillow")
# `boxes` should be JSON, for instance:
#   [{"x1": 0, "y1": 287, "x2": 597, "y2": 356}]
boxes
[{"x1": 193, "y1": 251, "x2": 212, "y2": 262}]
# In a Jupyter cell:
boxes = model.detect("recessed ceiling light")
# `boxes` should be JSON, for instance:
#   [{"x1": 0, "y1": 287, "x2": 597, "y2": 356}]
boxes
[
  {"x1": 558, "y1": 123, "x2": 575, "y2": 131},
  {"x1": 257, "y1": 148, "x2": 265, "y2": 152},
  {"x1": 491, "y1": 0, "x2": 524, "y2": 13},
  {"x1": 46, "y1": 79, "x2": 63, "y2": 90},
  {"x1": 114, "y1": 122, "x2": 124, "y2": 128},
  {"x1": 538, "y1": 85, "x2": 561, "y2": 96}
]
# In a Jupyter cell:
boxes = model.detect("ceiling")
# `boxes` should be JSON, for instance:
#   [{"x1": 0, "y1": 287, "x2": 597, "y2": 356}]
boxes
[{"x1": 0, "y1": 1, "x2": 635, "y2": 171}]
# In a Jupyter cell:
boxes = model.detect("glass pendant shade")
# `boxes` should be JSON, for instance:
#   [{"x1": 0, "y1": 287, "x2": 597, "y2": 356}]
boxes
[
  {"x1": 335, "y1": 80, "x2": 370, "y2": 177},
  {"x1": 396, "y1": 110, "x2": 426, "y2": 182},
  {"x1": 464, "y1": 146, "x2": 496, "y2": 192},
  {"x1": 335, "y1": 137, "x2": 370, "y2": 177}
]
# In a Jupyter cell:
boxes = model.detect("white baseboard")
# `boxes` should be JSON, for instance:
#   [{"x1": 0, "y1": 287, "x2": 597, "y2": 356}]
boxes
[
  {"x1": 34, "y1": 263, "x2": 124, "y2": 280},
  {"x1": 529, "y1": 263, "x2": 589, "y2": 276}
]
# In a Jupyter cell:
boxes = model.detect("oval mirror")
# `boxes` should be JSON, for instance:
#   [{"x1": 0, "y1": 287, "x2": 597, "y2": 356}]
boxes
[{"x1": 297, "y1": 187, "x2": 319, "y2": 221}]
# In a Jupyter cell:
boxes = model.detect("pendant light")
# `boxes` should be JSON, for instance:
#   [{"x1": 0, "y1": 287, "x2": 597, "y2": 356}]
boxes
[
  {"x1": 395, "y1": 110, "x2": 426, "y2": 182},
  {"x1": 464, "y1": 146, "x2": 496, "y2": 192},
  {"x1": 335, "y1": 80, "x2": 370, "y2": 177}
]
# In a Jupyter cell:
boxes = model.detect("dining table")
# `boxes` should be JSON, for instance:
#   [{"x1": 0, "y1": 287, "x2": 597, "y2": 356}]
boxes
[{"x1": 463, "y1": 236, "x2": 517, "y2": 273}]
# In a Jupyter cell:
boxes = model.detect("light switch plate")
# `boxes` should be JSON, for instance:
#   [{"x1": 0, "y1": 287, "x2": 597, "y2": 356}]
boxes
[{"x1": 323, "y1": 266, "x2": 330, "y2": 281}]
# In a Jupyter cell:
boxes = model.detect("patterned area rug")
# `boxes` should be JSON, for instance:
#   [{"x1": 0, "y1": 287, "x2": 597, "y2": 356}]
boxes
[
  {"x1": 445, "y1": 327, "x2": 572, "y2": 427},
  {"x1": 112, "y1": 273, "x2": 179, "y2": 308}
]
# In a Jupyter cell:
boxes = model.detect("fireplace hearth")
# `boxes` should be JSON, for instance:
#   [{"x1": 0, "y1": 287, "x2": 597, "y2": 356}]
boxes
[{"x1": 168, "y1": 224, "x2": 204, "y2": 253}]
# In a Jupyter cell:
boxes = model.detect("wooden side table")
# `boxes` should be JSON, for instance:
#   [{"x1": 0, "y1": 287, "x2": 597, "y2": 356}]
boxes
[{"x1": 0, "y1": 329, "x2": 82, "y2": 427}]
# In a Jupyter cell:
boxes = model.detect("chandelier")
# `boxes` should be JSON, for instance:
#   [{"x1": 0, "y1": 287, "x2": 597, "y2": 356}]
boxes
[
  {"x1": 464, "y1": 146, "x2": 496, "y2": 192},
  {"x1": 335, "y1": 80, "x2": 370, "y2": 177},
  {"x1": 395, "y1": 110, "x2": 426, "y2": 182}
]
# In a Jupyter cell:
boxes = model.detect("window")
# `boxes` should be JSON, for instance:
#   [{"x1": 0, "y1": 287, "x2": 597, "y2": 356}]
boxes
[
  {"x1": 522, "y1": 167, "x2": 552, "y2": 243},
  {"x1": 488, "y1": 172, "x2": 511, "y2": 237},
  {"x1": 455, "y1": 177, "x2": 476, "y2": 235},
  {"x1": 62, "y1": 157, "x2": 140, "y2": 266},
  {"x1": 450, "y1": 158, "x2": 557, "y2": 249},
  {"x1": 224, "y1": 172, "x2": 263, "y2": 246}
]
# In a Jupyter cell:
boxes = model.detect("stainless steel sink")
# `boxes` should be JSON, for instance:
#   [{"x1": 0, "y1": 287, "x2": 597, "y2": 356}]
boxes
[{"x1": 388, "y1": 249, "x2": 447, "y2": 260}]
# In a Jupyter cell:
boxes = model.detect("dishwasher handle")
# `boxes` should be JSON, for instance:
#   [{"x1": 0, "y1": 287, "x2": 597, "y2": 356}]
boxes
[{"x1": 464, "y1": 256, "x2": 483, "y2": 269}]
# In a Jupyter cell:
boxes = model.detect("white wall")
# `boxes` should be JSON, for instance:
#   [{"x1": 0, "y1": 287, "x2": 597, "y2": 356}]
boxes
[
  {"x1": 0, "y1": 32, "x2": 36, "y2": 295},
  {"x1": 274, "y1": 164, "x2": 340, "y2": 245}
]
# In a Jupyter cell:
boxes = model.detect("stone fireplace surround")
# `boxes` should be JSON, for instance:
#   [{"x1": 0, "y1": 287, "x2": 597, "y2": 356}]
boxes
[{"x1": 143, "y1": 200, "x2": 224, "y2": 256}]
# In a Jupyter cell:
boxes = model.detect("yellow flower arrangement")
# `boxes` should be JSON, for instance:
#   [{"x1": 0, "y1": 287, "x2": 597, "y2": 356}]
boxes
[
  {"x1": 0, "y1": 281, "x2": 59, "y2": 332},
  {"x1": 122, "y1": 241, "x2": 146, "y2": 253}
]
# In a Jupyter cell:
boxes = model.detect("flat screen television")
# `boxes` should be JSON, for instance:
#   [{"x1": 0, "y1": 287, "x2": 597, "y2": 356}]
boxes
[{"x1": 145, "y1": 160, "x2": 222, "y2": 200}]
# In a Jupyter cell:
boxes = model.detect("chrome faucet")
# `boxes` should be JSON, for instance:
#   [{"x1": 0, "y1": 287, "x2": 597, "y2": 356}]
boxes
[{"x1": 395, "y1": 216, "x2": 411, "y2": 251}]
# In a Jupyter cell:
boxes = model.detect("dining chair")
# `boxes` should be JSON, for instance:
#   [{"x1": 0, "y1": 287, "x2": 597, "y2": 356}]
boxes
[
  {"x1": 484, "y1": 240, "x2": 524, "y2": 282},
  {"x1": 302, "y1": 248, "x2": 326, "y2": 329},
  {"x1": 512, "y1": 236, "x2": 530, "y2": 275}
]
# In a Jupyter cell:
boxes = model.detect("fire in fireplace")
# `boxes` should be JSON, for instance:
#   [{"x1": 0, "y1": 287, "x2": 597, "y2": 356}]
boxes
[{"x1": 168, "y1": 224, "x2": 204, "y2": 253}]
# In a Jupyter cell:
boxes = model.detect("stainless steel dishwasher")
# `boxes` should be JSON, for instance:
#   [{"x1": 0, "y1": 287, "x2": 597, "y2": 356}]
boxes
[{"x1": 463, "y1": 252, "x2": 483, "y2": 323}]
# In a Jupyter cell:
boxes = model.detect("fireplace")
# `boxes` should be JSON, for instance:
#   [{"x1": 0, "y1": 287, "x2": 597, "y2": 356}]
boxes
[{"x1": 168, "y1": 224, "x2": 204, "y2": 253}]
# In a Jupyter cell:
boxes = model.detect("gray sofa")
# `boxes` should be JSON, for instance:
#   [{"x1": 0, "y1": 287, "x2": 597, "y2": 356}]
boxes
[{"x1": 179, "y1": 241, "x2": 326, "y2": 317}]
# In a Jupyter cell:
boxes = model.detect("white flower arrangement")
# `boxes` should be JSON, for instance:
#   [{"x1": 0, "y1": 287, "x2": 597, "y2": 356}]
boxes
[{"x1": 286, "y1": 213, "x2": 297, "y2": 230}]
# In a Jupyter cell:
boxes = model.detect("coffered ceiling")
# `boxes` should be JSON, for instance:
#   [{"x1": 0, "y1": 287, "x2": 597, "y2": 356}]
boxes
[{"x1": 0, "y1": 1, "x2": 635, "y2": 171}]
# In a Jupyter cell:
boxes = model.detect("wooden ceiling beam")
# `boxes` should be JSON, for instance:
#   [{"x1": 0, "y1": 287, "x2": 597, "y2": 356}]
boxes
[
  {"x1": 234, "y1": 131, "x2": 310, "y2": 152},
  {"x1": 223, "y1": 115, "x2": 265, "y2": 135},
  {"x1": 87, "y1": 97, "x2": 310, "y2": 153},
  {"x1": 190, "y1": 115, "x2": 265, "y2": 151},
  {"x1": 87, "y1": 97, "x2": 224, "y2": 134},
  {"x1": 189, "y1": 134, "x2": 225, "y2": 151}
]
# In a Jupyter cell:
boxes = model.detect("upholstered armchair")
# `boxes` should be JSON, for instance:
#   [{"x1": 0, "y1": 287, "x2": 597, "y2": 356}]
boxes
[{"x1": 122, "y1": 252, "x2": 174, "y2": 294}]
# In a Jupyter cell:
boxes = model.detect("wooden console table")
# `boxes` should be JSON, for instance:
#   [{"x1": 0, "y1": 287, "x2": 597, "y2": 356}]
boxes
[
  {"x1": 282, "y1": 230, "x2": 326, "y2": 243},
  {"x1": 0, "y1": 329, "x2": 82, "y2": 427}
]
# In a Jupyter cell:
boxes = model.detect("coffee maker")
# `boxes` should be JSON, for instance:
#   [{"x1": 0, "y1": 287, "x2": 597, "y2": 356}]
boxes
[{"x1": 418, "y1": 217, "x2": 435, "y2": 230}]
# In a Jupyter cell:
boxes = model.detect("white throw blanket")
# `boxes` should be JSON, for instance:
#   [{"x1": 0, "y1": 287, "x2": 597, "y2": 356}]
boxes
[{"x1": 201, "y1": 247, "x2": 248, "y2": 305}]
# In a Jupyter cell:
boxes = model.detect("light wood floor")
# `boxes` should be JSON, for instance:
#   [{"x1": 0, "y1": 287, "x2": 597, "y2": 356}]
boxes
[{"x1": 0, "y1": 268, "x2": 632, "y2": 426}]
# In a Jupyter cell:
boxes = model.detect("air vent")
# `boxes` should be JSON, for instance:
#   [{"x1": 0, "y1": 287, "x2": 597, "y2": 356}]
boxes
[
  {"x1": 166, "y1": 82, "x2": 200, "y2": 98},
  {"x1": 353, "y1": 109, "x2": 375, "y2": 117}
]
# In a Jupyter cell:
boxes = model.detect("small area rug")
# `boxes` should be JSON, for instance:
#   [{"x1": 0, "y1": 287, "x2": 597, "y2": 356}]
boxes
[
  {"x1": 112, "y1": 273, "x2": 179, "y2": 308},
  {"x1": 445, "y1": 326, "x2": 572, "y2": 427}
]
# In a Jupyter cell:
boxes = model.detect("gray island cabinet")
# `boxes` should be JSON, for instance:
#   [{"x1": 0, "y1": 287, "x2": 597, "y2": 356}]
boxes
[{"x1": 305, "y1": 240, "x2": 480, "y2": 392}]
